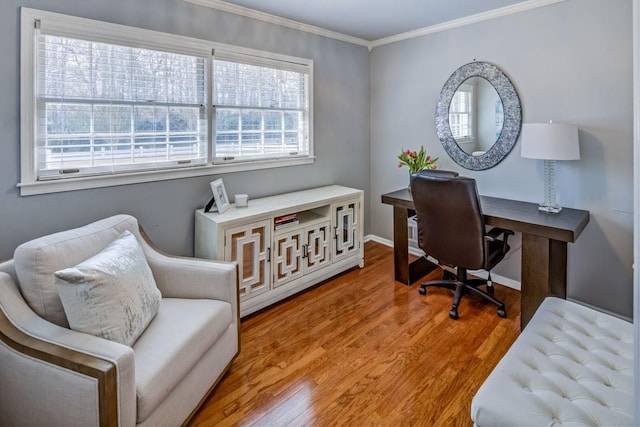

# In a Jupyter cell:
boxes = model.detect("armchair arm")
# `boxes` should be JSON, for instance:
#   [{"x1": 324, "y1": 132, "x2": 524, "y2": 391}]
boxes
[
  {"x1": 138, "y1": 228, "x2": 239, "y2": 321},
  {"x1": 0, "y1": 272, "x2": 136, "y2": 427}
]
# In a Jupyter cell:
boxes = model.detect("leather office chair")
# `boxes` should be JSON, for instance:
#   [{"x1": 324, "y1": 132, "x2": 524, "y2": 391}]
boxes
[{"x1": 410, "y1": 171, "x2": 513, "y2": 319}]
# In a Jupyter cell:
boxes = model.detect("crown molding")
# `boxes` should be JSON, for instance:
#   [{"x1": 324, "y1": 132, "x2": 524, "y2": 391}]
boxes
[
  {"x1": 184, "y1": 0, "x2": 566, "y2": 51},
  {"x1": 370, "y1": 0, "x2": 567, "y2": 49},
  {"x1": 184, "y1": 0, "x2": 370, "y2": 47}
]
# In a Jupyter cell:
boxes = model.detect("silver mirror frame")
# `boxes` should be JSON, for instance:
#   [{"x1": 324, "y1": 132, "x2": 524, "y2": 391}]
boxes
[{"x1": 436, "y1": 62, "x2": 521, "y2": 170}]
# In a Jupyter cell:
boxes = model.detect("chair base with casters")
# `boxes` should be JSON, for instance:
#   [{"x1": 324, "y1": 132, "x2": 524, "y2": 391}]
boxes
[{"x1": 419, "y1": 266, "x2": 507, "y2": 320}]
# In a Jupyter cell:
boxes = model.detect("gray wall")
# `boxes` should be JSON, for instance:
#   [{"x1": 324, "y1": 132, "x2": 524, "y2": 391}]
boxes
[
  {"x1": 370, "y1": 0, "x2": 634, "y2": 317},
  {"x1": 0, "y1": 0, "x2": 370, "y2": 259}
]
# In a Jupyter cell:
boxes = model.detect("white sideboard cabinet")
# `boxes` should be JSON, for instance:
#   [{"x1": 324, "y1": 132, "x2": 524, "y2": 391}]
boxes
[{"x1": 195, "y1": 185, "x2": 364, "y2": 316}]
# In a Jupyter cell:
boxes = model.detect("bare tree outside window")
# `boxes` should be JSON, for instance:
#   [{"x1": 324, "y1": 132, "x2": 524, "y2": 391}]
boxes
[
  {"x1": 37, "y1": 35, "x2": 207, "y2": 178},
  {"x1": 213, "y1": 59, "x2": 309, "y2": 161}
]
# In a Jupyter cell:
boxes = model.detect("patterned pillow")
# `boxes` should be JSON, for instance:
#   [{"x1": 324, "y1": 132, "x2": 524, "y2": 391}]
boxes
[{"x1": 54, "y1": 230, "x2": 161, "y2": 346}]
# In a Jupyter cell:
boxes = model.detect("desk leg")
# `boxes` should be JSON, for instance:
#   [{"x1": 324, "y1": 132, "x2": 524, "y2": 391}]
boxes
[
  {"x1": 521, "y1": 234, "x2": 567, "y2": 330},
  {"x1": 392, "y1": 206, "x2": 438, "y2": 285},
  {"x1": 392, "y1": 206, "x2": 410, "y2": 284}
]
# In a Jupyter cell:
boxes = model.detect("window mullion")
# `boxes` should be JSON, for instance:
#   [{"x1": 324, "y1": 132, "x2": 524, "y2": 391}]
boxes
[
  {"x1": 238, "y1": 107, "x2": 243, "y2": 157},
  {"x1": 281, "y1": 111, "x2": 285, "y2": 152},
  {"x1": 260, "y1": 110, "x2": 265, "y2": 155},
  {"x1": 90, "y1": 104, "x2": 95, "y2": 167},
  {"x1": 165, "y1": 106, "x2": 170, "y2": 161}
]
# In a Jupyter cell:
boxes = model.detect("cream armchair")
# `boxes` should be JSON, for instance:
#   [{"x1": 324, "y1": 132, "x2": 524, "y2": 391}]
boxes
[{"x1": 0, "y1": 215, "x2": 239, "y2": 426}]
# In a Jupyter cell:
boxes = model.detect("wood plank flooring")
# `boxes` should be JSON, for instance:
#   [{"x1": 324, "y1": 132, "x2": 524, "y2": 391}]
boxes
[{"x1": 188, "y1": 241, "x2": 521, "y2": 426}]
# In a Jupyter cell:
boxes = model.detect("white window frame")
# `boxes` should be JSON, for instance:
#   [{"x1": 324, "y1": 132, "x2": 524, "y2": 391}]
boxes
[
  {"x1": 19, "y1": 8, "x2": 314, "y2": 196},
  {"x1": 449, "y1": 83, "x2": 474, "y2": 143},
  {"x1": 212, "y1": 49, "x2": 312, "y2": 166}
]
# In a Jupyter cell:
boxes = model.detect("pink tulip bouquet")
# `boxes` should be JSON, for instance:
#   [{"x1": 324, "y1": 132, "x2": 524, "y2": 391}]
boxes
[{"x1": 397, "y1": 146, "x2": 438, "y2": 175}]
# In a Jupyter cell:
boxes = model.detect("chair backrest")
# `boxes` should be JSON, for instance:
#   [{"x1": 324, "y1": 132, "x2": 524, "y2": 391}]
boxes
[
  {"x1": 410, "y1": 170, "x2": 485, "y2": 269},
  {"x1": 12, "y1": 215, "x2": 141, "y2": 327}
]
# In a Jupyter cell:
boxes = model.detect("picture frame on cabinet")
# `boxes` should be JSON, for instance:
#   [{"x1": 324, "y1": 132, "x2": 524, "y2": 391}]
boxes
[{"x1": 209, "y1": 179, "x2": 230, "y2": 214}]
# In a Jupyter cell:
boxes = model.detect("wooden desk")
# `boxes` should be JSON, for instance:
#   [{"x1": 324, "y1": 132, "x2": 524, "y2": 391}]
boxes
[{"x1": 381, "y1": 188, "x2": 590, "y2": 329}]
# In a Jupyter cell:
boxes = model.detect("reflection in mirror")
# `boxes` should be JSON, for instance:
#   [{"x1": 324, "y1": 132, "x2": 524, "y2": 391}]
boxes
[
  {"x1": 436, "y1": 62, "x2": 521, "y2": 170},
  {"x1": 449, "y1": 77, "x2": 503, "y2": 156}
]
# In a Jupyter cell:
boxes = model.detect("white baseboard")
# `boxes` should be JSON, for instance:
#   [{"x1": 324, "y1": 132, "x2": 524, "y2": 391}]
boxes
[
  {"x1": 364, "y1": 234, "x2": 521, "y2": 291},
  {"x1": 567, "y1": 297, "x2": 633, "y2": 323}
]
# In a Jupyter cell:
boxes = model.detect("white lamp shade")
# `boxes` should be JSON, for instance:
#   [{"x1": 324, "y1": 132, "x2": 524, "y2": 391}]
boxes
[{"x1": 521, "y1": 122, "x2": 580, "y2": 160}]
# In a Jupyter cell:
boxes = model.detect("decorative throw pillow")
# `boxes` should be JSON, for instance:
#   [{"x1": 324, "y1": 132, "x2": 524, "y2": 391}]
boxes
[{"x1": 54, "y1": 230, "x2": 162, "y2": 346}]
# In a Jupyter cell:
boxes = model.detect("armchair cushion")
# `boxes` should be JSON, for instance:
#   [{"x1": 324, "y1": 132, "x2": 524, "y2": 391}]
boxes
[
  {"x1": 55, "y1": 230, "x2": 162, "y2": 346},
  {"x1": 133, "y1": 297, "x2": 233, "y2": 423}
]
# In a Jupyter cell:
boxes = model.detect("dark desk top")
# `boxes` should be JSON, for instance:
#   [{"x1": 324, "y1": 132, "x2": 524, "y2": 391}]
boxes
[{"x1": 381, "y1": 188, "x2": 590, "y2": 243}]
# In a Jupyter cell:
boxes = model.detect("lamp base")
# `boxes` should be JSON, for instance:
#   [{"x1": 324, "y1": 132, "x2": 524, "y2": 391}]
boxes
[
  {"x1": 539, "y1": 159, "x2": 562, "y2": 214},
  {"x1": 538, "y1": 204, "x2": 562, "y2": 213}
]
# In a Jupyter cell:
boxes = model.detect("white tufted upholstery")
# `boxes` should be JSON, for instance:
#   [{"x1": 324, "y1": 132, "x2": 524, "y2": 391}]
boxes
[{"x1": 471, "y1": 297, "x2": 633, "y2": 426}]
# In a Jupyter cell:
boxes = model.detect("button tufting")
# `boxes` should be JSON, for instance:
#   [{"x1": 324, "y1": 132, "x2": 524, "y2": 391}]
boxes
[
  {"x1": 471, "y1": 298, "x2": 634, "y2": 427},
  {"x1": 567, "y1": 354, "x2": 580, "y2": 363}
]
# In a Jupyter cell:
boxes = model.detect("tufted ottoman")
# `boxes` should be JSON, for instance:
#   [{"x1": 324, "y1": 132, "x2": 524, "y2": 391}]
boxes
[{"x1": 471, "y1": 297, "x2": 634, "y2": 426}]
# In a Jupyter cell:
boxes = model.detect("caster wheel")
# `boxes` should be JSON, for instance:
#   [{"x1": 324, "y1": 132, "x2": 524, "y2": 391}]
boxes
[
  {"x1": 419, "y1": 287, "x2": 427, "y2": 295},
  {"x1": 449, "y1": 309, "x2": 459, "y2": 320},
  {"x1": 497, "y1": 308, "x2": 507, "y2": 318}
]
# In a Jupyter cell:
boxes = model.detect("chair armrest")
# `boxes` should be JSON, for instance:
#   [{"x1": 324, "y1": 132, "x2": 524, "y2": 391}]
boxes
[
  {"x1": 138, "y1": 227, "x2": 239, "y2": 320},
  {"x1": 484, "y1": 227, "x2": 514, "y2": 253},
  {"x1": 0, "y1": 272, "x2": 136, "y2": 426},
  {"x1": 485, "y1": 227, "x2": 514, "y2": 241}
]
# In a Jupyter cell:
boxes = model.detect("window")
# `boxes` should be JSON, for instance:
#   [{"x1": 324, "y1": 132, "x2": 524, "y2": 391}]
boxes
[
  {"x1": 36, "y1": 34, "x2": 207, "y2": 179},
  {"x1": 20, "y1": 8, "x2": 313, "y2": 196},
  {"x1": 213, "y1": 52, "x2": 311, "y2": 164},
  {"x1": 449, "y1": 84, "x2": 473, "y2": 139}
]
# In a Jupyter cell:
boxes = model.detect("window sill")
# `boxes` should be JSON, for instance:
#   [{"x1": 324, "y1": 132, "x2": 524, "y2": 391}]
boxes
[{"x1": 18, "y1": 156, "x2": 315, "y2": 196}]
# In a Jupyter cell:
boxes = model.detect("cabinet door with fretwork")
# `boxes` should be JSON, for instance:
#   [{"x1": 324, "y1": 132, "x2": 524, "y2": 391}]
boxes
[
  {"x1": 272, "y1": 227, "x2": 305, "y2": 288},
  {"x1": 332, "y1": 200, "x2": 360, "y2": 263},
  {"x1": 303, "y1": 221, "x2": 331, "y2": 274},
  {"x1": 224, "y1": 220, "x2": 271, "y2": 301}
]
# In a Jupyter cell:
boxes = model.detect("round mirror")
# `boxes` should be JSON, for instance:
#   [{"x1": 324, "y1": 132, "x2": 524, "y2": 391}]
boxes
[{"x1": 436, "y1": 62, "x2": 521, "y2": 170}]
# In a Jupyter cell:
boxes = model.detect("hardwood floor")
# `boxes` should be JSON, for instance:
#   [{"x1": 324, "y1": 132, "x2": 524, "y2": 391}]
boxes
[{"x1": 188, "y1": 241, "x2": 521, "y2": 426}]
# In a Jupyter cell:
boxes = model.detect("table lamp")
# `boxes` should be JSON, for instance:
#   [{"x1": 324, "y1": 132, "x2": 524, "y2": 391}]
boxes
[{"x1": 521, "y1": 121, "x2": 580, "y2": 213}]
